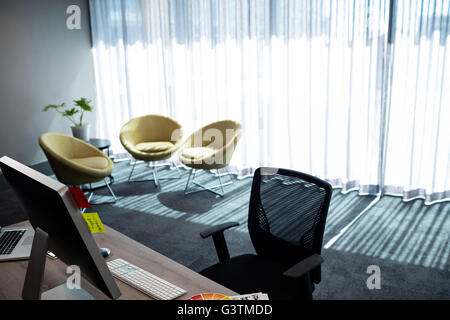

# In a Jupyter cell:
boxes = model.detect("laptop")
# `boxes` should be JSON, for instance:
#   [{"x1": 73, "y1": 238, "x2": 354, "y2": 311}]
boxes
[{"x1": 0, "y1": 226, "x2": 34, "y2": 261}]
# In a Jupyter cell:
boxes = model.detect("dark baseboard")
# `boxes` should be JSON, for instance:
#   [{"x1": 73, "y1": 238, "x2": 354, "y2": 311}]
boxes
[{"x1": 0, "y1": 161, "x2": 53, "y2": 192}]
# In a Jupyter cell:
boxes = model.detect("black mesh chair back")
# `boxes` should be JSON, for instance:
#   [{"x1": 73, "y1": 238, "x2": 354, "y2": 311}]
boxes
[{"x1": 248, "y1": 168, "x2": 332, "y2": 283}]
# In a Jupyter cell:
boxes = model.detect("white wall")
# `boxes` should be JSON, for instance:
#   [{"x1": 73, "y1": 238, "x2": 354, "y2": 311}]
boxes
[{"x1": 0, "y1": 0, "x2": 96, "y2": 165}]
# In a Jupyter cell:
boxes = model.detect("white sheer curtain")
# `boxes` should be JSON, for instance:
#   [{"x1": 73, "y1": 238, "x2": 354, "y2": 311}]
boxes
[
  {"x1": 89, "y1": 0, "x2": 450, "y2": 204},
  {"x1": 384, "y1": 0, "x2": 450, "y2": 203}
]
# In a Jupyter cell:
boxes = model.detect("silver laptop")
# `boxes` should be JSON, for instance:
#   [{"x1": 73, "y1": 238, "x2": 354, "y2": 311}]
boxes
[{"x1": 0, "y1": 226, "x2": 34, "y2": 261}]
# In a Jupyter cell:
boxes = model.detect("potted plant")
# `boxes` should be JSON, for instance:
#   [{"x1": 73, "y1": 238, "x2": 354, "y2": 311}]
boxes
[{"x1": 43, "y1": 98, "x2": 93, "y2": 141}]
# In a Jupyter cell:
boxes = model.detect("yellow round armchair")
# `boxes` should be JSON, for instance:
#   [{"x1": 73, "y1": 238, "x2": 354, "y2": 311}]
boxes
[
  {"x1": 119, "y1": 114, "x2": 184, "y2": 187},
  {"x1": 39, "y1": 133, "x2": 116, "y2": 203},
  {"x1": 180, "y1": 120, "x2": 242, "y2": 196}
]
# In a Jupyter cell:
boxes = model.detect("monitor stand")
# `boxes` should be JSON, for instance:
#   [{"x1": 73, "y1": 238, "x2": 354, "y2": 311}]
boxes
[{"x1": 22, "y1": 227, "x2": 93, "y2": 300}]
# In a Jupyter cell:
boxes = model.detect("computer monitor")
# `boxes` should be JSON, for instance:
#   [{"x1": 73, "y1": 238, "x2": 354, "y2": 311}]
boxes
[{"x1": 0, "y1": 156, "x2": 121, "y2": 300}]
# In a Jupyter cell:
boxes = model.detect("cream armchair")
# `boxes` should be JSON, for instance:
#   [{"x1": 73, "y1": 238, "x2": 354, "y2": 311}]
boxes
[
  {"x1": 179, "y1": 120, "x2": 242, "y2": 197},
  {"x1": 120, "y1": 114, "x2": 184, "y2": 187},
  {"x1": 39, "y1": 133, "x2": 116, "y2": 204}
]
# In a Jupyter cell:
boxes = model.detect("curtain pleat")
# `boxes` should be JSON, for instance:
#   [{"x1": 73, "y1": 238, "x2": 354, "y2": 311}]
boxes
[{"x1": 384, "y1": 0, "x2": 450, "y2": 203}]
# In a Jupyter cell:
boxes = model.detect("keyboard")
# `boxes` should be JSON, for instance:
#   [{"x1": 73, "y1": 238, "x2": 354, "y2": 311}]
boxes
[
  {"x1": 0, "y1": 230, "x2": 26, "y2": 255},
  {"x1": 106, "y1": 258, "x2": 187, "y2": 300}
]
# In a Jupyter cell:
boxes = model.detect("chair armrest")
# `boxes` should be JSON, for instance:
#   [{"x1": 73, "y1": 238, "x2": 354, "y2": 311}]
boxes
[
  {"x1": 283, "y1": 254, "x2": 324, "y2": 279},
  {"x1": 200, "y1": 222, "x2": 240, "y2": 238},
  {"x1": 200, "y1": 222, "x2": 239, "y2": 263}
]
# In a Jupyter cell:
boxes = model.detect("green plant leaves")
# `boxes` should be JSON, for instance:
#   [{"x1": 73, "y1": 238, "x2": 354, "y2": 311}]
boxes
[
  {"x1": 43, "y1": 103, "x2": 65, "y2": 112},
  {"x1": 62, "y1": 108, "x2": 79, "y2": 117},
  {"x1": 42, "y1": 98, "x2": 93, "y2": 126},
  {"x1": 74, "y1": 98, "x2": 93, "y2": 112}
]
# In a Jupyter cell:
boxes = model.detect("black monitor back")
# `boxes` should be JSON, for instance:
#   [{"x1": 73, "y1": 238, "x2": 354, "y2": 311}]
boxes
[{"x1": 0, "y1": 156, "x2": 121, "y2": 299}]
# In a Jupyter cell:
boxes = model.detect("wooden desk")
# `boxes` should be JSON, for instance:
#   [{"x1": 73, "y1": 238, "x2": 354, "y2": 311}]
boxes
[{"x1": 0, "y1": 221, "x2": 237, "y2": 300}]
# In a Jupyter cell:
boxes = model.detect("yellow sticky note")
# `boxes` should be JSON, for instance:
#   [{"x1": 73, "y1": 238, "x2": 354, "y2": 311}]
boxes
[{"x1": 82, "y1": 212, "x2": 106, "y2": 233}]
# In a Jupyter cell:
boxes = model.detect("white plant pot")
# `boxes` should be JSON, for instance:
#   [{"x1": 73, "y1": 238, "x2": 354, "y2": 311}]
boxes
[{"x1": 71, "y1": 125, "x2": 90, "y2": 141}]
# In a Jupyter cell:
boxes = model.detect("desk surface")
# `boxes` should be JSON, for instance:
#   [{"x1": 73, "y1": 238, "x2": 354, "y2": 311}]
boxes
[{"x1": 0, "y1": 221, "x2": 237, "y2": 300}]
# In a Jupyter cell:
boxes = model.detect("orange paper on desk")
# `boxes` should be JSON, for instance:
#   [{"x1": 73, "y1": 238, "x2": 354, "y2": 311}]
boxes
[{"x1": 82, "y1": 212, "x2": 106, "y2": 233}]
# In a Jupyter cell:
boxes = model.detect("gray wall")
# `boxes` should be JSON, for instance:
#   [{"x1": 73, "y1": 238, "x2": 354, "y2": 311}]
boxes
[{"x1": 0, "y1": 0, "x2": 96, "y2": 166}]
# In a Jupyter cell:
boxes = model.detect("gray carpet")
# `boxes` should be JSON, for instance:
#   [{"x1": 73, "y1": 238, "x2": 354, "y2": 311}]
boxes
[{"x1": 1, "y1": 160, "x2": 449, "y2": 299}]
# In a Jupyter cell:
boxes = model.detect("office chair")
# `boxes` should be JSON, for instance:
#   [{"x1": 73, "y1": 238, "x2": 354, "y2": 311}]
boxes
[
  {"x1": 179, "y1": 120, "x2": 242, "y2": 197},
  {"x1": 39, "y1": 133, "x2": 116, "y2": 204},
  {"x1": 120, "y1": 114, "x2": 184, "y2": 187},
  {"x1": 199, "y1": 167, "x2": 332, "y2": 300}
]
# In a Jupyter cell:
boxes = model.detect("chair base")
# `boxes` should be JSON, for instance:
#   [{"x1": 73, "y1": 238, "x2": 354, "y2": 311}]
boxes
[
  {"x1": 80, "y1": 175, "x2": 115, "y2": 192},
  {"x1": 184, "y1": 168, "x2": 233, "y2": 197},
  {"x1": 200, "y1": 254, "x2": 313, "y2": 300},
  {"x1": 127, "y1": 160, "x2": 182, "y2": 188},
  {"x1": 81, "y1": 179, "x2": 117, "y2": 212}
]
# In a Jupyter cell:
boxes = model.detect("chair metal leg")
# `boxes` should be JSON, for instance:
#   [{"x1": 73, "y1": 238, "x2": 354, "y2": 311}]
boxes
[
  {"x1": 87, "y1": 179, "x2": 117, "y2": 206},
  {"x1": 104, "y1": 179, "x2": 117, "y2": 201},
  {"x1": 152, "y1": 164, "x2": 159, "y2": 188},
  {"x1": 225, "y1": 167, "x2": 234, "y2": 184},
  {"x1": 128, "y1": 160, "x2": 183, "y2": 187},
  {"x1": 128, "y1": 161, "x2": 137, "y2": 182},
  {"x1": 184, "y1": 169, "x2": 233, "y2": 197},
  {"x1": 171, "y1": 161, "x2": 182, "y2": 178},
  {"x1": 217, "y1": 171, "x2": 225, "y2": 195},
  {"x1": 214, "y1": 168, "x2": 235, "y2": 183},
  {"x1": 184, "y1": 169, "x2": 196, "y2": 196}
]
